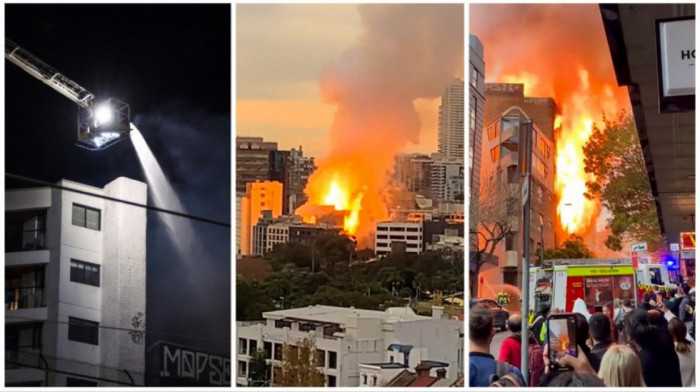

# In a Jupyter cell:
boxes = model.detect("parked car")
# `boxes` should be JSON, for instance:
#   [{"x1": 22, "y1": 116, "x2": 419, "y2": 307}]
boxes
[{"x1": 470, "y1": 298, "x2": 510, "y2": 331}]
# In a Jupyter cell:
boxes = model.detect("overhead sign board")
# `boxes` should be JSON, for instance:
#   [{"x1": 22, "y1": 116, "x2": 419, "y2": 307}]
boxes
[
  {"x1": 657, "y1": 17, "x2": 695, "y2": 97},
  {"x1": 681, "y1": 250, "x2": 695, "y2": 259},
  {"x1": 631, "y1": 242, "x2": 648, "y2": 252}
]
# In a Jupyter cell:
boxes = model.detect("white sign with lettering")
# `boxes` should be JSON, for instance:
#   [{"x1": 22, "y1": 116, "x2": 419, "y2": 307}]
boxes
[
  {"x1": 658, "y1": 18, "x2": 695, "y2": 97},
  {"x1": 631, "y1": 242, "x2": 648, "y2": 252}
]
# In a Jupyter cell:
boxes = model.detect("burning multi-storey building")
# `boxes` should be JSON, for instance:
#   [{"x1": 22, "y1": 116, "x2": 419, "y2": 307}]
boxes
[
  {"x1": 295, "y1": 4, "x2": 463, "y2": 247},
  {"x1": 471, "y1": 4, "x2": 630, "y2": 249}
]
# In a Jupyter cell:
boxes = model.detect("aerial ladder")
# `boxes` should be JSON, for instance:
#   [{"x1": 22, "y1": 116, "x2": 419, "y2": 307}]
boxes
[{"x1": 5, "y1": 38, "x2": 130, "y2": 150}]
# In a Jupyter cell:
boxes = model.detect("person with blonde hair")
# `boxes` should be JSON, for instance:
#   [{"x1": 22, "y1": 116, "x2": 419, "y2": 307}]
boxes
[{"x1": 597, "y1": 344, "x2": 646, "y2": 387}]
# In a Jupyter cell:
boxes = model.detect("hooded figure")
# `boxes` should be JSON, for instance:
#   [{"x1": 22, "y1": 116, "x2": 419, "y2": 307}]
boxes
[{"x1": 572, "y1": 298, "x2": 592, "y2": 321}]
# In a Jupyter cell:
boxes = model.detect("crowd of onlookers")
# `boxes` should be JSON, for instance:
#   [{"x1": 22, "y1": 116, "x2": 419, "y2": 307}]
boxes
[{"x1": 469, "y1": 284, "x2": 696, "y2": 387}]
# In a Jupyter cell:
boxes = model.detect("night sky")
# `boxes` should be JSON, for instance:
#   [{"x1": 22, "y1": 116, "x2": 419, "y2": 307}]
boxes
[{"x1": 5, "y1": 3, "x2": 231, "y2": 364}]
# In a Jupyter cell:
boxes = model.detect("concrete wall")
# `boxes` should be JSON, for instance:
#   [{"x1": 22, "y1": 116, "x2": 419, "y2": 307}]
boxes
[
  {"x1": 101, "y1": 177, "x2": 147, "y2": 382},
  {"x1": 390, "y1": 318, "x2": 462, "y2": 382}
]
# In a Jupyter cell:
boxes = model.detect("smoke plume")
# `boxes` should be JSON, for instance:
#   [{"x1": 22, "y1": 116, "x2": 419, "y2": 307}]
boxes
[{"x1": 298, "y1": 4, "x2": 464, "y2": 243}]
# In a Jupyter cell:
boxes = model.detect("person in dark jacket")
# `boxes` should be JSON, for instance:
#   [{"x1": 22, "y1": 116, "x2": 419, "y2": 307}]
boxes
[
  {"x1": 587, "y1": 313, "x2": 613, "y2": 372},
  {"x1": 469, "y1": 306, "x2": 525, "y2": 386},
  {"x1": 624, "y1": 308, "x2": 682, "y2": 387},
  {"x1": 573, "y1": 313, "x2": 593, "y2": 365},
  {"x1": 638, "y1": 292, "x2": 653, "y2": 311}
]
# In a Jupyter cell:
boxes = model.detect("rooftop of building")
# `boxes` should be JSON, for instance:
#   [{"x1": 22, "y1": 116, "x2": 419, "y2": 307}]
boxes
[
  {"x1": 384, "y1": 361, "x2": 450, "y2": 387},
  {"x1": 360, "y1": 362, "x2": 408, "y2": 369},
  {"x1": 263, "y1": 305, "x2": 427, "y2": 325}
]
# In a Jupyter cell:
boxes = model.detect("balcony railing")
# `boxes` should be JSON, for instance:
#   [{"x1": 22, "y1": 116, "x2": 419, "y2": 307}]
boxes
[
  {"x1": 6, "y1": 346, "x2": 43, "y2": 369},
  {"x1": 6, "y1": 286, "x2": 45, "y2": 310},
  {"x1": 5, "y1": 229, "x2": 46, "y2": 252}
]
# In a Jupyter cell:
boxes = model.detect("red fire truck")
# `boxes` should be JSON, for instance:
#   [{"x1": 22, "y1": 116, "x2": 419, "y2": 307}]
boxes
[{"x1": 539, "y1": 259, "x2": 677, "y2": 319}]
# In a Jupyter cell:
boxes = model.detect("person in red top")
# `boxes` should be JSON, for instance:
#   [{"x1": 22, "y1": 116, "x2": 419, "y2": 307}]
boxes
[{"x1": 498, "y1": 313, "x2": 533, "y2": 370}]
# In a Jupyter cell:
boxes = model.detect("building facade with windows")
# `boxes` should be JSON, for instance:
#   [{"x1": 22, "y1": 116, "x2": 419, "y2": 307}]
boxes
[
  {"x1": 430, "y1": 157, "x2": 464, "y2": 203},
  {"x1": 393, "y1": 153, "x2": 434, "y2": 199},
  {"x1": 479, "y1": 94, "x2": 557, "y2": 290},
  {"x1": 469, "y1": 35, "x2": 486, "y2": 196},
  {"x1": 236, "y1": 136, "x2": 278, "y2": 194},
  {"x1": 240, "y1": 181, "x2": 283, "y2": 255},
  {"x1": 438, "y1": 79, "x2": 465, "y2": 161},
  {"x1": 375, "y1": 222, "x2": 424, "y2": 256},
  {"x1": 236, "y1": 305, "x2": 462, "y2": 387},
  {"x1": 5, "y1": 177, "x2": 147, "y2": 387}
]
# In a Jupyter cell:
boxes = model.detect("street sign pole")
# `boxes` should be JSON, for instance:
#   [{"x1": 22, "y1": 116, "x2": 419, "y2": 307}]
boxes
[{"x1": 520, "y1": 119, "x2": 533, "y2": 383}]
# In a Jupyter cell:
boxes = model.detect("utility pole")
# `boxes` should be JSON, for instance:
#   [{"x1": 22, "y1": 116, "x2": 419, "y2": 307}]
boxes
[
  {"x1": 540, "y1": 221, "x2": 545, "y2": 265},
  {"x1": 520, "y1": 119, "x2": 533, "y2": 383}
]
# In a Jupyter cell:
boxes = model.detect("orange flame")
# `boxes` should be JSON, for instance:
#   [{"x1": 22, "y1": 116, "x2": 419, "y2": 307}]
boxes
[
  {"x1": 297, "y1": 171, "x2": 366, "y2": 236},
  {"x1": 472, "y1": 4, "x2": 631, "y2": 239},
  {"x1": 557, "y1": 118, "x2": 596, "y2": 234}
]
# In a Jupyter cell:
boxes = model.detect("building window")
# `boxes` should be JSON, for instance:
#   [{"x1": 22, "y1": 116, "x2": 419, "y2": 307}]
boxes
[
  {"x1": 299, "y1": 322, "x2": 316, "y2": 332},
  {"x1": 264, "y1": 341, "x2": 272, "y2": 359},
  {"x1": 470, "y1": 65, "x2": 478, "y2": 87},
  {"x1": 372, "y1": 375, "x2": 378, "y2": 386},
  {"x1": 377, "y1": 234, "x2": 388, "y2": 239},
  {"x1": 275, "y1": 320, "x2": 291, "y2": 329},
  {"x1": 68, "y1": 317, "x2": 99, "y2": 345},
  {"x1": 239, "y1": 338, "x2": 247, "y2": 355},
  {"x1": 274, "y1": 343, "x2": 283, "y2": 360},
  {"x1": 250, "y1": 339, "x2": 257, "y2": 353},
  {"x1": 316, "y1": 349, "x2": 326, "y2": 367},
  {"x1": 470, "y1": 96, "x2": 477, "y2": 130},
  {"x1": 327, "y1": 375, "x2": 337, "y2": 387},
  {"x1": 328, "y1": 351, "x2": 337, "y2": 369},
  {"x1": 487, "y1": 124, "x2": 498, "y2": 141},
  {"x1": 505, "y1": 233, "x2": 515, "y2": 251},
  {"x1": 66, "y1": 377, "x2": 98, "y2": 387},
  {"x1": 490, "y1": 146, "x2": 499, "y2": 163},
  {"x1": 70, "y1": 260, "x2": 100, "y2": 287},
  {"x1": 376, "y1": 242, "x2": 388, "y2": 248},
  {"x1": 71, "y1": 204, "x2": 100, "y2": 231},
  {"x1": 238, "y1": 361, "x2": 247, "y2": 377}
]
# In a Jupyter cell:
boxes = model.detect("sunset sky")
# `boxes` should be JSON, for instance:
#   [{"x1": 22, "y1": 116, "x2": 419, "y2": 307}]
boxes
[{"x1": 236, "y1": 4, "x2": 445, "y2": 159}]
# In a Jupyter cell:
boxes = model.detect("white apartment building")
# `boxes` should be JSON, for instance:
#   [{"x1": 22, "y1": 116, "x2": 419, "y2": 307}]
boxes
[
  {"x1": 5, "y1": 177, "x2": 146, "y2": 387},
  {"x1": 438, "y1": 79, "x2": 465, "y2": 160},
  {"x1": 236, "y1": 305, "x2": 462, "y2": 387},
  {"x1": 375, "y1": 222, "x2": 423, "y2": 256},
  {"x1": 265, "y1": 223, "x2": 290, "y2": 253}
]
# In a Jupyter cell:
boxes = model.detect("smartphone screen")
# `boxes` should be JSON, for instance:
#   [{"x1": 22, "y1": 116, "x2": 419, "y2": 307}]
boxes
[{"x1": 547, "y1": 315, "x2": 578, "y2": 369}]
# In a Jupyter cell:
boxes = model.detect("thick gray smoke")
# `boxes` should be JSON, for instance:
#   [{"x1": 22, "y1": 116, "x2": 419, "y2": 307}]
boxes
[{"x1": 321, "y1": 4, "x2": 464, "y2": 160}]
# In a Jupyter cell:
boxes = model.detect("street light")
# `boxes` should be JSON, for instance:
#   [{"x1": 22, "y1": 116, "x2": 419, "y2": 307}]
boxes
[
  {"x1": 77, "y1": 98, "x2": 131, "y2": 150},
  {"x1": 94, "y1": 102, "x2": 113, "y2": 126}
]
